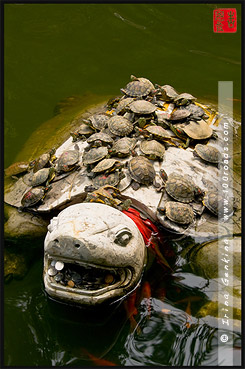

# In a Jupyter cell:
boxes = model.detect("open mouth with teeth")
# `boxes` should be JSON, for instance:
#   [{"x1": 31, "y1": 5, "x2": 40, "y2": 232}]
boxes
[{"x1": 44, "y1": 255, "x2": 134, "y2": 304}]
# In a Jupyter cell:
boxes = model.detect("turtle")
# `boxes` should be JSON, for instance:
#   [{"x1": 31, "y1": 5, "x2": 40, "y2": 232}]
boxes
[
  {"x1": 84, "y1": 185, "x2": 131, "y2": 211},
  {"x1": 82, "y1": 146, "x2": 108, "y2": 166},
  {"x1": 193, "y1": 144, "x2": 221, "y2": 165},
  {"x1": 31, "y1": 167, "x2": 56, "y2": 187},
  {"x1": 121, "y1": 75, "x2": 155, "y2": 98},
  {"x1": 154, "y1": 84, "x2": 178, "y2": 102},
  {"x1": 106, "y1": 96, "x2": 121, "y2": 110},
  {"x1": 128, "y1": 100, "x2": 157, "y2": 115},
  {"x1": 128, "y1": 155, "x2": 158, "y2": 190},
  {"x1": 70, "y1": 123, "x2": 94, "y2": 141},
  {"x1": 85, "y1": 114, "x2": 110, "y2": 131},
  {"x1": 169, "y1": 119, "x2": 217, "y2": 148},
  {"x1": 180, "y1": 103, "x2": 208, "y2": 119},
  {"x1": 115, "y1": 97, "x2": 135, "y2": 114},
  {"x1": 168, "y1": 108, "x2": 191, "y2": 122},
  {"x1": 4, "y1": 160, "x2": 36, "y2": 178},
  {"x1": 138, "y1": 125, "x2": 173, "y2": 144},
  {"x1": 20, "y1": 185, "x2": 51, "y2": 208},
  {"x1": 174, "y1": 93, "x2": 197, "y2": 106},
  {"x1": 57, "y1": 145, "x2": 80, "y2": 173},
  {"x1": 33, "y1": 148, "x2": 56, "y2": 173},
  {"x1": 109, "y1": 137, "x2": 137, "y2": 158},
  {"x1": 157, "y1": 201, "x2": 194, "y2": 225},
  {"x1": 161, "y1": 171, "x2": 204, "y2": 203},
  {"x1": 91, "y1": 158, "x2": 123, "y2": 174},
  {"x1": 108, "y1": 115, "x2": 134, "y2": 137},
  {"x1": 140, "y1": 139, "x2": 165, "y2": 160},
  {"x1": 90, "y1": 171, "x2": 125, "y2": 189},
  {"x1": 86, "y1": 132, "x2": 113, "y2": 148}
]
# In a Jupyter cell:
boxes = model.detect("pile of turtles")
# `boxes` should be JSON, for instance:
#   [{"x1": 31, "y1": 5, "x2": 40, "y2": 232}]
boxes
[{"x1": 5, "y1": 75, "x2": 227, "y2": 229}]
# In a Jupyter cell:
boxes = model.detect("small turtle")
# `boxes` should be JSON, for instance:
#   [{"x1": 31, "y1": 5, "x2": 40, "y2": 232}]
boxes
[
  {"x1": 70, "y1": 123, "x2": 94, "y2": 141},
  {"x1": 158, "y1": 201, "x2": 194, "y2": 225},
  {"x1": 193, "y1": 144, "x2": 221, "y2": 164},
  {"x1": 115, "y1": 97, "x2": 135, "y2": 114},
  {"x1": 91, "y1": 171, "x2": 125, "y2": 189},
  {"x1": 109, "y1": 137, "x2": 137, "y2": 158},
  {"x1": 169, "y1": 108, "x2": 191, "y2": 122},
  {"x1": 31, "y1": 167, "x2": 56, "y2": 187},
  {"x1": 57, "y1": 146, "x2": 80, "y2": 173},
  {"x1": 33, "y1": 148, "x2": 56, "y2": 173},
  {"x1": 4, "y1": 160, "x2": 35, "y2": 178},
  {"x1": 128, "y1": 100, "x2": 157, "y2": 115},
  {"x1": 161, "y1": 171, "x2": 204, "y2": 203},
  {"x1": 180, "y1": 103, "x2": 207, "y2": 119},
  {"x1": 128, "y1": 155, "x2": 158, "y2": 190},
  {"x1": 86, "y1": 132, "x2": 113, "y2": 148},
  {"x1": 108, "y1": 115, "x2": 134, "y2": 137},
  {"x1": 85, "y1": 114, "x2": 110, "y2": 131},
  {"x1": 82, "y1": 146, "x2": 108, "y2": 166},
  {"x1": 155, "y1": 84, "x2": 178, "y2": 102},
  {"x1": 85, "y1": 185, "x2": 131, "y2": 211},
  {"x1": 169, "y1": 119, "x2": 217, "y2": 148},
  {"x1": 20, "y1": 186, "x2": 51, "y2": 208},
  {"x1": 140, "y1": 125, "x2": 173, "y2": 144},
  {"x1": 174, "y1": 93, "x2": 196, "y2": 106},
  {"x1": 140, "y1": 139, "x2": 165, "y2": 160},
  {"x1": 92, "y1": 158, "x2": 123, "y2": 174},
  {"x1": 121, "y1": 75, "x2": 155, "y2": 98},
  {"x1": 106, "y1": 96, "x2": 121, "y2": 110}
]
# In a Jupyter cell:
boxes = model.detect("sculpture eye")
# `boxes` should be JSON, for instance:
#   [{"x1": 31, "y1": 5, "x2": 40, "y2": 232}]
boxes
[{"x1": 114, "y1": 229, "x2": 132, "y2": 247}]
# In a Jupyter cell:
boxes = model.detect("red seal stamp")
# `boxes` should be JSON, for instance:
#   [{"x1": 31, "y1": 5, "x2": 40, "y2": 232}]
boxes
[{"x1": 213, "y1": 8, "x2": 237, "y2": 33}]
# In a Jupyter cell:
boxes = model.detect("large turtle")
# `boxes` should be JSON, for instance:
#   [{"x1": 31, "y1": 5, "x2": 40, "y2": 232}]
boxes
[
  {"x1": 108, "y1": 115, "x2": 134, "y2": 137},
  {"x1": 121, "y1": 75, "x2": 155, "y2": 98},
  {"x1": 157, "y1": 201, "x2": 194, "y2": 225},
  {"x1": 193, "y1": 144, "x2": 221, "y2": 165},
  {"x1": 128, "y1": 155, "x2": 159, "y2": 190},
  {"x1": 128, "y1": 100, "x2": 157, "y2": 115},
  {"x1": 109, "y1": 137, "x2": 137, "y2": 158},
  {"x1": 33, "y1": 148, "x2": 56, "y2": 173},
  {"x1": 140, "y1": 139, "x2": 165, "y2": 160},
  {"x1": 169, "y1": 119, "x2": 217, "y2": 148},
  {"x1": 160, "y1": 171, "x2": 204, "y2": 203}
]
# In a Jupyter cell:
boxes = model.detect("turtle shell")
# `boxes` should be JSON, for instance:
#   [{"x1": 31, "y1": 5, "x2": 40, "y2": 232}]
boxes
[
  {"x1": 140, "y1": 139, "x2": 165, "y2": 160},
  {"x1": 57, "y1": 149, "x2": 79, "y2": 172},
  {"x1": 89, "y1": 114, "x2": 110, "y2": 130},
  {"x1": 76, "y1": 124, "x2": 94, "y2": 136},
  {"x1": 21, "y1": 186, "x2": 47, "y2": 207},
  {"x1": 111, "y1": 137, "x2": 137, "y2": 157},
  {"x1": 165, "y1": 172, "x2": 197, "y2": 203},
  {"x1": 165, "y1": 201, "x2": 194, "y2": 224},
  {"x1": 174, "y1": 93, "x2": 196, "y2": 106},
  {"x1": 181, "y1": 103, "x2": 205, "y2": 118},
  {"x1": 180, "y1": 119, "x2": 213, "y2": 140},
  {"x1": 115, "y1": 97, "x2": 135, "y2": 114},
  {"x1": 92, "y1": 171, "x2": 121, "y2": 188},
  {"x1": 129, "y1": 156, "x2": 156, "y2": 185},
  {"x1": 108, "y1": 115, "x2": 134, "y2": 137},
  {"x1": 145, "y1": 125, "x2": 172, "y2": 141},
  {"x1": 156, "y1": 84, "x2": 178, "y2": 101},
  {"x1": 92, "y1": 158, "x2": 119, "y2": 173},
  {"x1": 194, "y1": 144, "x2": 221, "y2": 164},
  {"x1": 82, "y1": 146, "x2": 108, "y2": 165},
  {"x1": 87, "y1": 132, "x2": 113, "y2": 145},
  {"x1": 31, "y1": 167, "x2": 54, "y2": 187},
  {"x1": 122, "y1": 76, "x2": 155, "y2": 98},
  {"x1": 169, "y1": 108, "x2": 191, "y2": 121},
  {"x1": 203, "y1": 191, "x2": 220, "y2": 216},
  {"x1": 129, "y1": 100, "x2": 157, "y2": 114},
  {"x1": 33, "y1": 148, "x2": 56, "y2": 173}
]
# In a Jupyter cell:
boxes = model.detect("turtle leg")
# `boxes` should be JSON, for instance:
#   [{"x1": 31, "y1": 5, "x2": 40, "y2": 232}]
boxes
[{"x1": 131, "y1": 181, "x2": 140, "y2": 190}]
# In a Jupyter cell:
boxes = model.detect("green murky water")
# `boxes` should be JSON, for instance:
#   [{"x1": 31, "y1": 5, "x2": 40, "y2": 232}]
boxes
[{"x1": 4, "y1": 3, "x2": 241, "y2": 366}]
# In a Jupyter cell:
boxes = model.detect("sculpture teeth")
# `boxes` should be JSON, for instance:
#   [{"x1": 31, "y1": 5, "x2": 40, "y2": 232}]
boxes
[{"x1": 47, "y1": 259, "x2": 120, "y2": 291}]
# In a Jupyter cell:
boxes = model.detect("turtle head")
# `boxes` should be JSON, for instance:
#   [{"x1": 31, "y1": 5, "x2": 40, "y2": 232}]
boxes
[
  {"x1": 157, "y1": 206, "x2": 166, "y2": 215},
  {"x1": 159, "y1": 169, "x2": 168, "y2": 183},
  {"x1": 28, "y1": 159, "x2": 36, "y2": 170},
  {"x1": 194, "y1": 186, "x2": 205, "y2": 199}
]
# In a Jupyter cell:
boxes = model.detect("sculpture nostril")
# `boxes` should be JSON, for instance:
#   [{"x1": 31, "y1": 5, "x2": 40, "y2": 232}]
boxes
[{"x1": 74, "y1": 243, "x2": 80, "y2": 248}]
